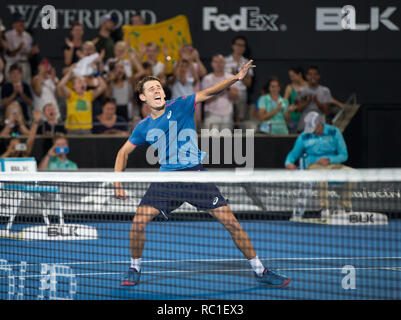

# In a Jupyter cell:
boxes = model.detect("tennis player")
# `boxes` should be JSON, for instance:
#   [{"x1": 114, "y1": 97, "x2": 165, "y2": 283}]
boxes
[{"x1": 114, "y1": 60, "x2": 290, "y2": 287}]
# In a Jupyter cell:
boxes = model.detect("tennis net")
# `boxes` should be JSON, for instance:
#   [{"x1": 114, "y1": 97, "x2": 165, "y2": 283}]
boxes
[{"x1": 0, "y1": 169, "x2": 400, "y2": 300}]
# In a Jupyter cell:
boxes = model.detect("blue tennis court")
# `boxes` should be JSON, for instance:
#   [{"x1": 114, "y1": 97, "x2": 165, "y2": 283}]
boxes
[{"x1": 1, "y1": 219, "x2": 400, "y2": 300}]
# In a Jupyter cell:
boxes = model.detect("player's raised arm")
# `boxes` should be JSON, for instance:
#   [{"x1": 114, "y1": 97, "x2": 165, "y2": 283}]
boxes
[
  {"x1": 114, "y1": 140, "x2": 136, "y2": 199},
  {"x1": 195, "y1": 60, "x2": 255, "y2": 103}
]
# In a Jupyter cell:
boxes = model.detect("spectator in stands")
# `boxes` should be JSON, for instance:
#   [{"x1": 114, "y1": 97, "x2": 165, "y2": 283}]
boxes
[
  {"x1": 201, "y1": 54, "x2": 239, "y2": 130},
  {"x1": 294, "y1": 66, "x2": 332, "y2": 132},
  {"x1": 224, "y1": 36, "x2": 253, "y2": 125},
  {"x1": 92, "y1": 98, "x2": 129, "y2": 135},
  {"x1": 38, "y1": 133, "x2": 78, "y2": 170},
  {"x1": 32, "y1": 58, "x2": 60, "y2": 117},
  {"x1": 37, "y1": 103, "x2": 66, "y2": 136},
  {"x1": 285, "y1": 111, "x2": 353, "y2": 219},
  {"x1": 1, "y1": 63, "x2": 33, "y2": 120},
  {"x1": 134, "y1": 62, "x2": 153, "y2": 120},
  {"x1": 177, "y1": 44, "x2": 207, "y2": 123},
  {"x1": 0, "y1": 19, "x2": 5, "y2": 85},
  {"x1": 73, "y1": 41, "x2": 105, "y2": 78},
  {"x1": 110, "y1": 13, "x2": 123, "y2": 43},
  {"x1": 284, "y1": 67, "x2": 307, "y2": 133},
  {"x1": 57, "y1": 65, "x2": 106, "y2": 133},
  {"x1": 105, "y1": 41, "x2": 145, "y2": 83},
  {"x1": 3, "y1": 13, "x2": 39, "y2": 85},
  {"x1": 0, "y1": 55, "x2": 4, "y2": 86},
  {"x1": 105, "y1": 60, "x2": 134, "y2": 121},
  {"x1": 93, "y1": 14, "x2": 116, "y2": 63},
  {"x1": 0, "y1": 101, "x2": 30, "y2": 136},
  {"x1": 0, "y1": 108, "x2": 41, "y2": 158},
  {"x1": 131, "y1": 13, "x2": 145, "y2": 26},
  {"x1": 138, "y1": 42, "x2": 166, "y2": 82},
  {"x1": 63, "y1": 22, "x2": 84, "y2": 68},
  {"x1": 169, "y1": 59, "x2": 199, "y2": 100},
  {"x1": 257, "y1": 77, "x2": 290, "y2": 135}
]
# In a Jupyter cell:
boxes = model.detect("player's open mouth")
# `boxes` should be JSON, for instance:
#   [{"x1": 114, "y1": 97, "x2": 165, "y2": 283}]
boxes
[{"x1": 155, "y1": 97, "x2": 161, "y2": 102}]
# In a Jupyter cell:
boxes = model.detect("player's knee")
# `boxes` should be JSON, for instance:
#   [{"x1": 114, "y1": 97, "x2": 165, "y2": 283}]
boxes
[
  {"x1": 223, "y1": 218, "x2": 242, "y2": 234},
  {"x1": 132, "y1": 210, "x2": 152, "y2": 230}
]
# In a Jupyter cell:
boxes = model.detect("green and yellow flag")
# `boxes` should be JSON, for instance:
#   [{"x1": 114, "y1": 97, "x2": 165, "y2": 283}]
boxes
[{"x1": 123, "y1": 15, "x2": 192, "y2": 74}]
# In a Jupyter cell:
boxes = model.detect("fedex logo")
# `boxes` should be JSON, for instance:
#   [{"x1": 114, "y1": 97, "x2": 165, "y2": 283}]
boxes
[{"x1": 203, "y1": 7, "x2": 286, "y2": 32}]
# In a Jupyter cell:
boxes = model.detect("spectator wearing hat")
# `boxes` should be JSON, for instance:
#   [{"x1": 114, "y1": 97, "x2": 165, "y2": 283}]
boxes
[
  {"x1": 93, "y1": 14, "x2": 116, "y2": 62},
  {"x1": 285, "y1": 111, "x2": 353, "y2": 219},
  {"x1": 3, "y1": 13, "x2": 39, "y2": 84}
]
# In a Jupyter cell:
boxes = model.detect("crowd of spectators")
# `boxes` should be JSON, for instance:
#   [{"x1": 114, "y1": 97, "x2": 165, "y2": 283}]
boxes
[{"x1": 0, "y1": 12, "x2": 349, "y2": 170}]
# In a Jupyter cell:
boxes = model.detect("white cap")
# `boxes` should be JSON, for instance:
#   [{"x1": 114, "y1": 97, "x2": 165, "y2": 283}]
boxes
[
  {"x1": 304, "y1": 111, "x2": 322, "y2": 133},
  {"x1": 0, "y1": 19, "x2": 5, "y2": 32},
  {"x1": 99, "y1": 14, "x2": 112, "y2": 26}
]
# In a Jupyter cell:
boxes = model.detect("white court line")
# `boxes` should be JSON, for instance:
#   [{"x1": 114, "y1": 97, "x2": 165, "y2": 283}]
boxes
[
  {"x1": 6, "y1": 256, "x2": 401, "y2": 268},
  {"x1": 1, "y1": 266, "x2": 401, "y2": 280}
]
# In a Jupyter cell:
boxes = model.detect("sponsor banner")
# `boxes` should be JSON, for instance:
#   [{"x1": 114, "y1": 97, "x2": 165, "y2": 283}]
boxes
[
  {"x1": 291, "y1": 212, "x2": 389, "y2": 226},
  {"x1": 0, "y1": 0, "x2": 400, "y2": 60},
  {"x1": 1, "y1": 182, "x2": 399, "y2": 214},
  {"x1": 0, "y1": 158, "x2": 37, "y2": 173},
  {"x1": 0, "y1": 224, "x2": 98, "y2": 240}
]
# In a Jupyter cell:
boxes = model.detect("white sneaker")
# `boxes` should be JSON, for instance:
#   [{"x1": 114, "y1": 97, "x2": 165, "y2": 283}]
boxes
[{"x1": 320, "y1": 208, "x2": 330, "y2": 221}]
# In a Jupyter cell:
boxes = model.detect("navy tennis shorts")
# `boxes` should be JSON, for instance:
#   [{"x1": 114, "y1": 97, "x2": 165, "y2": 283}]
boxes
[{"x1": 139, "y1": 164, "x2": 228, "y2": 218}]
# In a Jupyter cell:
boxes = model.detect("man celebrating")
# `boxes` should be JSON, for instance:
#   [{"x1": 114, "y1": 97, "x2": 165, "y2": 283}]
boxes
[
  {"x1": 285, "y1": 112, "x2": 353, "y2": 220},
  {"x1": 114, "y1": 60, "x2": 291, "y2": 288}
]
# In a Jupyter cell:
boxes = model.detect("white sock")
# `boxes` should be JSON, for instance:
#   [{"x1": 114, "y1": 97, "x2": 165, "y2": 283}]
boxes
[
  {"x1": 130, "y1": 258, "x2": 141, "y2": 272},
  {"x1": 249, "y1": 256, "x2": 265, "y2": 276}
]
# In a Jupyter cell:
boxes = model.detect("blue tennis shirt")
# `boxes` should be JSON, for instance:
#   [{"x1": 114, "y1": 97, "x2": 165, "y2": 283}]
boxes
[{"x1": 129, "y1": 93, "x2": 205, "y2": 171}]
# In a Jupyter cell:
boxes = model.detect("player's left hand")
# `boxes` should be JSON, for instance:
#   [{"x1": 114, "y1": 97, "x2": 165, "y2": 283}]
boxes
[{"x1": 236, "y1": 60, "x2": 255, "y2": 81}]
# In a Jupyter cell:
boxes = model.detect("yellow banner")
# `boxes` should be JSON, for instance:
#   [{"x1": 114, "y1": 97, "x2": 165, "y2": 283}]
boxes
[{"x1": 123, "y1": 15, "x2": 192, "y2": 73}]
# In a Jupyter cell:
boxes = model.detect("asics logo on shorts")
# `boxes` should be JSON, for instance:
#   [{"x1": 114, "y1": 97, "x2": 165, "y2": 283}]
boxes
[{"x1": 213, "y1": 197, "x2": 219, "y2": 205}]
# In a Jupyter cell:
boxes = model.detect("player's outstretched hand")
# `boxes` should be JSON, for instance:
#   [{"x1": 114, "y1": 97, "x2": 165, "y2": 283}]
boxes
[
  {"x1": 114, "y1": 183, "x2": 127, "y2": 200},
  {"x1": 236, "y1": 60, "x2": 256, "y2": 81}
]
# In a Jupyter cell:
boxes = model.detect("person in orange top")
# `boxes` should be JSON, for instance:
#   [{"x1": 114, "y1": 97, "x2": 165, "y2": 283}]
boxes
[{"x1": 57, "y1": 65, "x2": 106, "y2": 133}]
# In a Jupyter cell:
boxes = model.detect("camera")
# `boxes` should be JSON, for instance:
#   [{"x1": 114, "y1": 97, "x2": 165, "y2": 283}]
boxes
[
  {"x1": 15, "y1": 143, "x2": 27, "y2": 152},
  {"x1": 55, "y1": 147, "x2": 69, "y2": 155}
]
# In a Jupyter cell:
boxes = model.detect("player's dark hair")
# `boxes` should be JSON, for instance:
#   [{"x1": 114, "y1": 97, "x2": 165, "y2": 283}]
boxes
[
  {"x1": 142, "y1": 62, "x2": 152, "y2": 69},
  {"x1": 307, "y1": 65, "x2": 320, "y2": 74},
  {"x1": 136, "y1": 76, "x2": 162, "y2": 94}
]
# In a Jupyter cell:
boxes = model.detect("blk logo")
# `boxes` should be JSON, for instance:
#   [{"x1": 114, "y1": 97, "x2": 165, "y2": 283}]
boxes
[{"x1": 316, "y1": 6, "x2": 399, "y2": 31}]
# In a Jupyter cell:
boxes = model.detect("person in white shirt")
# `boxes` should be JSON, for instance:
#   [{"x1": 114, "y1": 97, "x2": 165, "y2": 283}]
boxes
[
  {"x1": 32, "y1": 59, "x2": 60, "y2": 119},
  {"x1": 224, "y1": 36, "x2": 253, "y2": 125},
  {"x1": 202, "y1": 54, "x2": 239, "y2": 130},
  {"x1": 3, "y1": 13, "x2": 39, "y2": 85}
]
